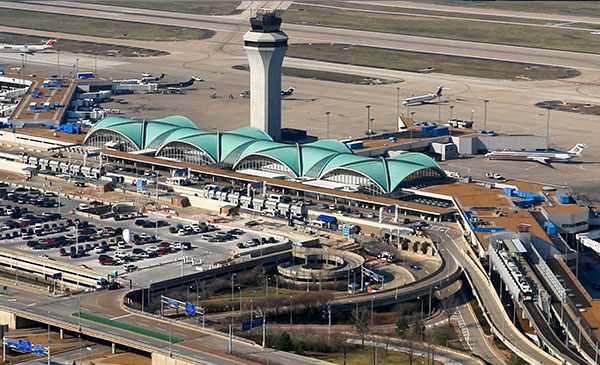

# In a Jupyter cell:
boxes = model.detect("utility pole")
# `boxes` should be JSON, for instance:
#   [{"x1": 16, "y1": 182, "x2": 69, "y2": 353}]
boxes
[
  {"x1": 546, "y1": 107, "x2": 551, "y2": 150},
  {"x1": 396, "y1": 87, "x2": 400, "y2": 130},
  {"x1": 483, "y1": 99, "x2": 489, "y2": 131},
  {"x1": 325, "y1": 111, "x2": 331, "y2": 139},
  {"x1": 156, "y1": 170, "x2": 159, "y2": 241}
]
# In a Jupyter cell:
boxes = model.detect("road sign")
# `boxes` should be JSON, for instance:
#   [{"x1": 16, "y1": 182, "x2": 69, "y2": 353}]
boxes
[
  {"x1": 242, "y1": 321, "x2": 251, "y2": 331},
  {"x1": 86, "y1": 152, "x2": 100, "y2": 158},
  {"x1": 251, "y1": 318, "x2": 263, "y2": 328},
  {"x1": 185, "y1": 302, "x2": 195, "y2": 315},
  {"x1": 52, "y1": 272, "x2": 61, "y2": 280},
  {"x1": 167, "y1": 299, "x2": 179, "y2": 309},
  {"x1": 136, "y1": 179, "x2": 147, "y2": 191},
  {"x1": 33, "y1": 344, "x2": 44, "y2": 355},
  {"x1": 17, "y1": 339, "x2": 31, "y2": 352}
]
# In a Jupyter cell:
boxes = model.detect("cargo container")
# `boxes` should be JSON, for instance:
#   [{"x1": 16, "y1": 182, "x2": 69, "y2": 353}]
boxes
[{"x1": 77, "y1": 72, "x2": 94, "y2": 79}]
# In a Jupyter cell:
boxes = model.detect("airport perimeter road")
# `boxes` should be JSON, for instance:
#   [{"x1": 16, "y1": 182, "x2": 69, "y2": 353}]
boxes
[
  {"x1": 0, "y1": 286, "x2": 326, "y2": 365},
  {"x1": 428, "y1": 227, "x2": 563, "y2": 365},
  {"x1": 4, "y1": 1, "x2": 600, "y2": 71}
]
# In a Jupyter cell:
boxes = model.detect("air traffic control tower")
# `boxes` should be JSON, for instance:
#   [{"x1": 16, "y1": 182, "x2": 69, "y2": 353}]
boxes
[{"x1": 243, "y1": 9, "x2": 288, "y2": 141}]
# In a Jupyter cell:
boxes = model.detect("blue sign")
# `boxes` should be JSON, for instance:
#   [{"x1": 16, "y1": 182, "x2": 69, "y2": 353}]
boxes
[
  {"x1": 6, "y1": 338, "x2": 17, "y2": 348},
  {"x1": 251, "y1": 318, "x2": 263, "y2": 328},
  {"x1": 18, "y1": 339, "x2": 31, "y2": 352},
  {"x1": 136, "y1": 179, "x2": 147, "y2": 191},
  {"x1": 33, "y1": 344, "x2": 44, "y2": 355},
  {"x1": 52, "y1": 272, "x2": 62, "y2": 280},
  {"x1": 251, "y1": 181, "x2": 263, "y2": 188},
  {"x1": 185, "y1": 302, "x2": 195, "y2": 316},
  {"x1": 242, "y1": 320, "x2": 251, "y2": 331},
  {"x1": 86, "y1": 152, "x2": 99, "y2": 158},
  {"x1": 167, "y1": 299, "x2": 179, "y2": 309},
  {"x1": 2, "y1": 286, "x2": 6, "y2": 291},
  {"x1": 175, "y1": 168, "x2": 189, "y2": 174}
]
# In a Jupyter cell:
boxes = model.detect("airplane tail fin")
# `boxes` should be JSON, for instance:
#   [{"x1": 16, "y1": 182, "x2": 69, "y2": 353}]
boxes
[
  {"x1": 568, "y1": 143, "x2": 588, "y2": 156},
  {"x1": 436, "y1": 86, "x2": 443, "y2": 96},
  {"x1": 45, "y1": 39, "x2": 56, "y2": 47}
]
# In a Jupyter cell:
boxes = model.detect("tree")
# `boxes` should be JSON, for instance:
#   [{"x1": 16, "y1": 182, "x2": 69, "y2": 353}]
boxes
[
  {"x1": 401, "y1": 241, "x2": 409, "y2": 250},
  {"x1": 420, "y1": 241, "x2": 429, "y2": 254},
  {"x1": 412, "y1": 241, "x2": 420, "y2": 252},
  {"x1": 396, "y1": 317, "x2": 410, "y2": 337},
  {"x1": 275, "y1": 331, "x2": 294, "y2": 351},
  {"x1": 352, "y1": 307, "x2": 371, "y2": 348},
  {"x1": 251, "y1": 265, "x2": 265, "y2": 286}
]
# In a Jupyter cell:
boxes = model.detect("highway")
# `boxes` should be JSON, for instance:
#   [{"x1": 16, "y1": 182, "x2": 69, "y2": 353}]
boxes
[
  {"x1": 0, "y1": 283, "x2": 326, "y2": 365},
  {"x1": 429, "y1": 227, "x2": 564, "y2": 365},
  {"x1": 2, "y1": 1, "x2": 600, "y2": 71}
]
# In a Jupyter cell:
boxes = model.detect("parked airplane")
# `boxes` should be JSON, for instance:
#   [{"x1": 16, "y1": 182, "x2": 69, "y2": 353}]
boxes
[
  {"x1": 140, "y1": 73, "x2": 165, "y2": 83},
  {"x1": 402, "y1": 87, "x2": 444, "y2": 105},
  {"x1": 281, "y1": 86, "x2": 295, "y2": 96},
  {"x1": 485, "y1": 143, "x2": 588, "y2": 165},
  {"x1": 0, "y1": 39, "x2": 56, "y2": 54},
  {"x1": 240, "y1": 86, "x2": 296, "y2": 98}
]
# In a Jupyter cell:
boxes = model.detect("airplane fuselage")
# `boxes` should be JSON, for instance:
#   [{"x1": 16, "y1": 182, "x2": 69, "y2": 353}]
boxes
[
  {"x1": 0, "y1": 45, "x2": 49, "y2": 53},
  {"x1": 486, "y1": 150, "x2": 573, "y2": 161}
]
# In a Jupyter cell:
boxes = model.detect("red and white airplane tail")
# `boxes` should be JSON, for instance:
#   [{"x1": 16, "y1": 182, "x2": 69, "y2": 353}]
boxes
[
  {"x1": 44, "y1": 39, "x2": 57, "y2": 47},
  {"x1": 567, "y1": 143, "x2": 587, "y2": 156}
]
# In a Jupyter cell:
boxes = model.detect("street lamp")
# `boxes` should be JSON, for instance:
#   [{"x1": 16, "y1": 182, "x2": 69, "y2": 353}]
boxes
[
  {"x1": 289, "y1": 295, "x2": 293, "y2": 326},
  {"x1": 410, "y1": 111, "x2": 415, "y2": 140},
  {"x1": 239, "y1": 286, "x2": 243, "y2": 317},
  {"x1": 325, "y1": 111, "x2": 331, "y2": 139},
  {"x1": 231, "y1": 273, "x2": 236, "y2": 327},
  {"x1": 417, "y1": 296, "x2": 424, "y2": 342},
  {"x1": 449, "y1": 105, "x2": 454, "y2": 121},
  {"x1": 546, "y1": 107, "x2": 551, "y2": 150},
  {"x1": 57, "y1": 186, "x2": 62, "y2": 216},
  {"x1": 396, "y1": 87, "x2": 400, "y2": 130},
  {"x1": 483, "y1": 99, "x2": 489, "y2": 131}
]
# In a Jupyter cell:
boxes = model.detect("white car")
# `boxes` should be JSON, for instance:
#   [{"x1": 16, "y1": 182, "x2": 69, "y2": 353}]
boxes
[
  {"x1": 78, "y1": 203, "x2": 89, "y2": 210},
  {"x1": 171, "y1": 242, "x2": 182, "y2": 249},
  {"x1": 146, "y1": 245, "x2": 159, "y2": 252},
  {"x1": 94, "y1": 247, "x2": 105, "y2": 254},
  {"x1": 114, "y1": 250, "x2": 128, "y2": 258},
  {"x1": 123, "y1": 264, "x2": 137, "y2": 272},
  {"x1": 178, "y1": 230, "x2": 187, "y2": 236},
  {"x1": 140, "y1": 232, "x2": 148, "y2": 238},
  {"x1": 78, "y1": 264, "x2": 91, "y2": 269},
  {"x1": 38, "y1": 254, "x2": 51, "y2": 260},
  {"x1": 117, "y1": 242, "x2": 129, "y2": 249}
]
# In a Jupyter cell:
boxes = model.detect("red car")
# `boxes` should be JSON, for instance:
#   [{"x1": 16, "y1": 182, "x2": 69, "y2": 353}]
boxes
[
  {"x1": 18, "y1": 221, "x2": 30, "y2": 228},
  {"x1": 159, "y1": 242, "x2": 170, "y2": 248},
  {"x1": 100, "y1": 257, "x2": 117, "y2": 265},
  {"x1": 155, "y1": 250, "x2": 167, "y2": 256}
]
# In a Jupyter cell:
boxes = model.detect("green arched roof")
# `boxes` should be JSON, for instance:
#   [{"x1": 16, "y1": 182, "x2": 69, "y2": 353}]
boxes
[
  {"x1": 88, "y1": 116, "x2": 443, "y2": 193},
  {"x1": 86, "y1": 116, "x2": 197, "y2": 150}
]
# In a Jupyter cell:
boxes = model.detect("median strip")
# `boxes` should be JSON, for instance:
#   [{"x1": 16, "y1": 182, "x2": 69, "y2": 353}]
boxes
[{"x1": 72, "y1": 312, "x2": 182, "y2": 343}]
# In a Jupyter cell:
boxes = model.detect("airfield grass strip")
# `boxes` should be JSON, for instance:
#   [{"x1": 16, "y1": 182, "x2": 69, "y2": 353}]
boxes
[{"x1": 73, "y1": 312, "x2": 182, "y2": 343}]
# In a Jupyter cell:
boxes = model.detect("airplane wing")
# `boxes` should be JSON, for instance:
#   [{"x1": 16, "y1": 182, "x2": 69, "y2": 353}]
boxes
[{"x1": 527, "y1": 156, "x2": 551, "y2": 165}]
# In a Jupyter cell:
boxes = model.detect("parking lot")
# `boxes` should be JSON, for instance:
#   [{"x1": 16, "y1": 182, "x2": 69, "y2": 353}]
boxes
[{"x1": 0, "y1": 184, "x2": 286, "y2": 286}]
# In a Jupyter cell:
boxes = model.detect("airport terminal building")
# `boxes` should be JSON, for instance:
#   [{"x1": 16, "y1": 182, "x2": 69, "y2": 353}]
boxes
[{"x1": 83, "y1": 116, "x2": 446, "y2": 195}]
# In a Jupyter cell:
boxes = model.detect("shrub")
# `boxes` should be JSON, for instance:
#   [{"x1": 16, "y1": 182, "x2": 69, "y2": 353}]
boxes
[{"x1": 275, "y1": 331, "x2": 294, "y2": 351}]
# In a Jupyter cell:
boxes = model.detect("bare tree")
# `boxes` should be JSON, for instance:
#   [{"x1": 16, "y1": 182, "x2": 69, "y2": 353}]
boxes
[
  {"x1": 352, "y1": 307, "x2": 370, "y2": 348},
  {"x1": 440, "y1": 294, "x2": 459, "y2": 324}
]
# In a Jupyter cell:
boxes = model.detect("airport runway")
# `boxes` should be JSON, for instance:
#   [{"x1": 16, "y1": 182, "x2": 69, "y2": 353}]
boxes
[{"x1": 2, "y1": 1, "x2": 600, "y2": 71}]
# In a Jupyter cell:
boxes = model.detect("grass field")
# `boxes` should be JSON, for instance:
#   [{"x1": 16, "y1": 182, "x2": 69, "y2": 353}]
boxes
[
  {"x1": 298, "y1": 1, "x2": 554, "y2": 25},
  {"x1": 73, "y1": 312, "x2": 182, "y2": 343},
  {"x1": 286, "y1": 44, "x2": 578, "y2": 81},
  {"x1": 0, "y1": 32, "x2": 168, "y2": 57},
  {"x1": 283, "y1": 4, "x2": 600, "y2": 54},
  {"x1": 94, "y1": 1, "x2": 240, "y2": 15},
  {"x1": 234, "y1": 64, "x2": 399, "y2": 85},
  {"x1": 307, "y1": 344, "x2": 441, "y2": 365},
  {"x1": 423, "y1": 0, "x2": 600, "y2": 17},
  {"x1": 0, "y1": 9, "x2": 213, "y2": 42}
]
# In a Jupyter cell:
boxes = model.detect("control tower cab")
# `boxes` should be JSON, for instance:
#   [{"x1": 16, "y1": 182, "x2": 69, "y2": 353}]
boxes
[{"x1": 243, "y1": 9, "x2": 288, "y2": 141}]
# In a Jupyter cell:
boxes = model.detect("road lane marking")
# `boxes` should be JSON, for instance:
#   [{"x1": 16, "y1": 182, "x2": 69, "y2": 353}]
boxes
[
  {"x1": 26, "y1": 302, "x2": 36, "y2": 307},
  {"x1": 110, "y1": 313, "x2": 133, "y2": 320}
]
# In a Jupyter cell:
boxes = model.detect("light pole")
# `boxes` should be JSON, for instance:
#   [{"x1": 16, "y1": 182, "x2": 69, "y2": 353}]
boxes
[
  {"x1": 396, "y1": 87, "x2": 400, "y2": 130},
  {"x1": 289, "y1": 296, "x2": 293, "y2": 326},
  {"x1": 365, "y1": 105, "x2": 372, "y2": 156},
  {"x1": 470, "y1": 109, "x2": 474, "y2": 123},
  {"x1": 483, "y1": 99, "x2": 489, "y2": 131},
  {"x1": 75, "y1": 58, "x2": 79, "y2": 77},
  {"x1": 546, "y1": 107, "x2": 551, "y2": 150},
  {"x1": 417, "y1": 296, "x2": 424, "y2": 342},
  {"x1": 57, "y1": 50, "x2": 60, "y2": 76},
  {"x1": 195, "y1": 280, "x2": 199, "y2": 326},
  {"x1": 438, "y1": 95, "x2": 441, "y2": 124},
  {"x1": 20, "y1": 54, "x2": 24, "y2": 68},
  {"x1": 449, "y1": 105, "x2": 454, "y2": 121},
  {"x1": 239, "y1": 286, "x2": 243, "y2": 318},
  {"x1": 231, "y1": 273, "x2": 236, "y2": 327},
  {"x1": 325, "y1": 111, "x2": 331, "y2": 139},
  {"x1": 57, "y1": 186, "x2": 62, "y2": 216},
  {"x1": 410, "y1": 111, "x2": 415, "y2": 140}
]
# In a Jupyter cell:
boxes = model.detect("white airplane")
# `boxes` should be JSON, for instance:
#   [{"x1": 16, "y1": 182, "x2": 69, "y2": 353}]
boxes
[
  {"x1": 0, "y1": 39, "x2": 56, "y2": 54},
  {"x1": 402, "y1": 86, "x2": 444, "y2": 105},
  {"x1": 281, "y1": 86, "x2": 295, "y2": 96},
  {"x1": 485, "y1": 143, "x2": 588, "y2": 165}
]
